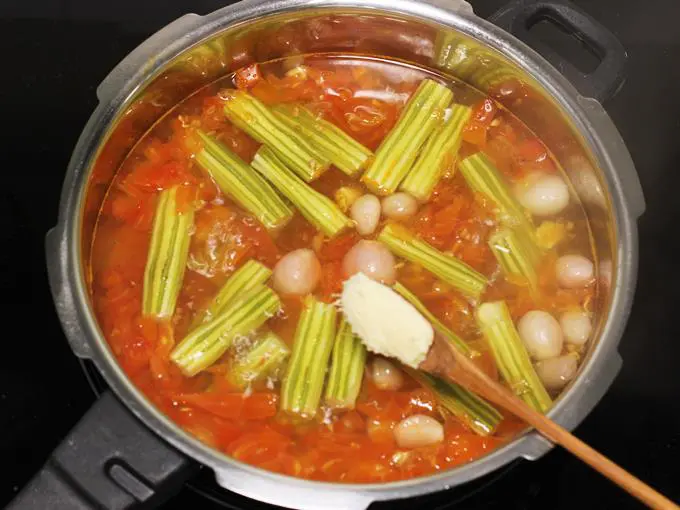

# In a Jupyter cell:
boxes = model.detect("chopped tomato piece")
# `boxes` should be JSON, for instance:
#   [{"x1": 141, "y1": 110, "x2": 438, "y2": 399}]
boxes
[
  {"x1": 336, "y1": 411, "x2": 366, "y2": 433},
  {"x1": 175, "y1": 392, "x2": 278, "y2": 420},
  {"x1": 228, "y1": 428, "x2": 292, "y2": 464},
  {"x1": 317, "y1": 231, "x2": 360, "y2": 262},
  {"x1": 318, "y1": 261, "x2": 344, "y2": 302},
  {"x1": 454, "y1": 239, "x2": 494, "y2": 272},
  {"x1": 463, "y1": 98, "x2": 497, "y2": 146},
  {"x1": 441, "y1": 432, "x2": 497, "y2": 464},
  {"x1": 149, "y1": 352, "x2": 185, "y2": 390},
  {"x1": 516, "y1": 137, "x2": 556, "y2": 173},
  {"x1": 213, "y1": 421, "x2": 243, "y2": 448},
  {"x1": 249, "y1": 80, "x2": 282, "y2": 105},
  {"x1": 404, "y1": 388, "x2": 437, "y2": 415},
  {"x1": 174, "y1": 185, "x2": 197, "y2": 214},
  {"x1": 485, "y1": 135, "x2": 518, "y2": 178},
  {"x1": 111, "y1": 194, "x2": 145, "y2": 227},
  {"x1": 365, "y1": 418, "x2": 396, "y2": 445},
  {"x1": 200, "y1": 96, "x2": 230, "y2": 132},
  {"x1": 189, "y1": 206, "x2": 279, "y2": 278},
  {"x1": 344, "y1": 98, "x2": 399, "y2": 150},
  {"x1": 119, "y1": 334, "x2": 154, "y2": 376},
  {"x1": 100, "y1": 268, "x2": 124, "y2": 290},
  {"x1": 261, "y1": 72, "x2": 320, "y2": 103},
  {"x1": 517, "y1": 137, "x2": 546, "y2": 162},
  {"x1": 125, "y1": 160, "x2": 196, "y2": 192},
  {"x1": 234, "y1": 63, "x2": 262, "y2": 90},
  {"x1": 197, "y1": 176, "x2": 220, "y2": 203},
  {"x1": 488, "y1": 77, "x2": 528, "y2": 103},
  {"x1": 237, "y1": 217, "x2": 280, "y2": 266}
]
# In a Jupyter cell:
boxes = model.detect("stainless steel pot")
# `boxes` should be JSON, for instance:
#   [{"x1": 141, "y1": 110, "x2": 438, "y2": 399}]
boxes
[{"x1": 14, "y1": 0, "x2": 645, "y2": 508}]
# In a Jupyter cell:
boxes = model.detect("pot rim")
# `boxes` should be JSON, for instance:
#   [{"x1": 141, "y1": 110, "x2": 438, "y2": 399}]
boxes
[{"x1": 48, "y1": 0, "x2": 642, "y2": 505}]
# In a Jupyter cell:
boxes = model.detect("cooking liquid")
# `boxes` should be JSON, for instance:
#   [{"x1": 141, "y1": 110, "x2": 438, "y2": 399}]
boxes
[{"x1": 90, "y1": 54, "x2": 597, "y2": 483}]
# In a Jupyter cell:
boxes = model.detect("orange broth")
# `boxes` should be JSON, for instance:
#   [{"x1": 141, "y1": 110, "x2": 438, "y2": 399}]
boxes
[{"x1": 90, "y1": 55, "x2": 596, "y2": 483}]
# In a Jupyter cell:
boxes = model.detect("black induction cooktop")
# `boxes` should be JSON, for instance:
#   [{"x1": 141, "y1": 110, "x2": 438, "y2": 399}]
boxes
[{"x1": 1, "y1": 0, "x2": 679, "y2": 509}]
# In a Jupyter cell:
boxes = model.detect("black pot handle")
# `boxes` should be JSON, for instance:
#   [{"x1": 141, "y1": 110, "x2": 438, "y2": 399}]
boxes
[
  {"x1": 7, "y1": 392, "x2": 197, "y2": 510},
  {"x1": 488, "y1": 0, "x2": 627, "y2": 102}
]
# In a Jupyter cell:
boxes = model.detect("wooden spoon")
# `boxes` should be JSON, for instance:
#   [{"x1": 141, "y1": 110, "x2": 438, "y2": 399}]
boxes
[{"x1": 419, "y1": 335, "x2": 679, "y2": 510}]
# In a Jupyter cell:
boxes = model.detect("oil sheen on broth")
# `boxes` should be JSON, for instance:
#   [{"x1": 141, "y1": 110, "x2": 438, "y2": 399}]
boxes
[{"x1": 90, "y1": 54, "x2": 597, "y2": 483}]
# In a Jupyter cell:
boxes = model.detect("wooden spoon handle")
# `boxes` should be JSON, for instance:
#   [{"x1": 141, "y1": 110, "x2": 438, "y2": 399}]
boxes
[
  {"x1": 519, "y1": 408, "x2": 677, "y2": 509},
  {"x1": 443, "y1": 346, "x2": 679, "y2": 510}
]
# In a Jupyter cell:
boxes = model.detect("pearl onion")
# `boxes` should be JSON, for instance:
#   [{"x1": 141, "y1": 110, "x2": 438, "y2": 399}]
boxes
[
  {"x1": 516, "y1": 172, "x2": 570, "y2": 216},
  {"x1": 272, "y1": 249, "x2": 321, "y2": 296},
  {"x1": 535, "y1": 355, "x2": 578, "y2": 391},
  {"x1": 556, "y1": 254, "x2": 594, "y2": 288},
  {"x1": 517, "y1": 310, "x2": 564, "y2": 360},
  {"x1": 343, "y1": 240, "x2": 396, "y2": 284},
  {"x1": 371, "y1": 357, "x2": 404, "y2": 391},
  {"x1": 393, "y1": 415, "x2": 444, "y2": 449},
  {"x1": 382, "y1": 193, "x2": 418, "y2": 221},
  {"x1": 560, "y1": 311, "x2": 592, "y2": 346},
  {"x1": 351, "y1": 194, "x2": 381, "y2": 235}
]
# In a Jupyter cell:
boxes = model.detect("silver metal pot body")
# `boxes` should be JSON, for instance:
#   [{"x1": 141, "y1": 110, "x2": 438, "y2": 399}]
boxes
[{"x1": 46, "y1": 0, "x2": 645, "y2": 508}]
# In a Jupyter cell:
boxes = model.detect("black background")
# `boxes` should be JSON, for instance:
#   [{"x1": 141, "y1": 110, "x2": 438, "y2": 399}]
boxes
[{"x1": 1, "y1": 0, "x2": 678, "y2": 509}]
